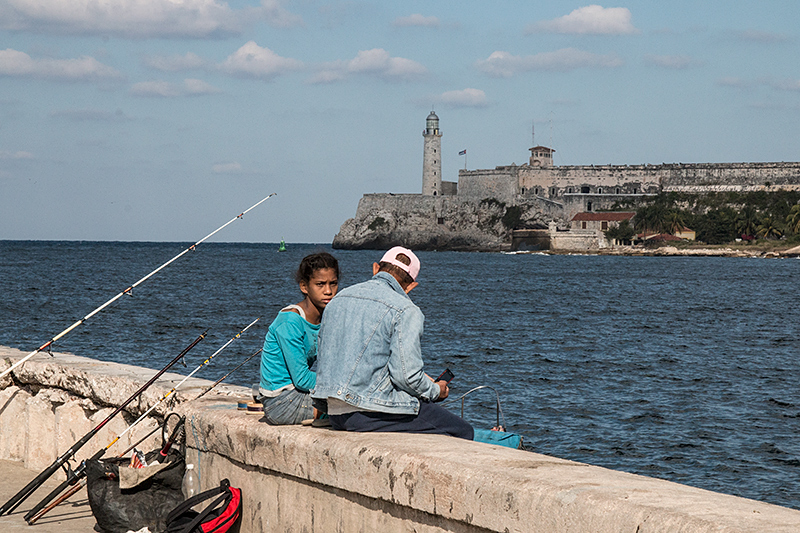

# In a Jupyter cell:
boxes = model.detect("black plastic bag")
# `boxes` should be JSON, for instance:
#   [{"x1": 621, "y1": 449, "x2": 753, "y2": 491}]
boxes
[{"x1": 86, "y1": 449, "x2": 185, "y2": 533}]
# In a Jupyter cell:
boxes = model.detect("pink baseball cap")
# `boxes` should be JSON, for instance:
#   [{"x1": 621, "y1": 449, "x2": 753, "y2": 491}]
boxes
[{"x1": 380, "y1": 246, "x2": 420, "y2": 281}]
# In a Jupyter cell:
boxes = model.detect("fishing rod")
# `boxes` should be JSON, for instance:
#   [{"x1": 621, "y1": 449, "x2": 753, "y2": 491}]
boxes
[
  {"x1": 27, "y1": 413, "x2": 186, "y2": 526},
  {"x1": 0, "y1": 330, "x2": 208, "y2": 516},
  {"x1": 195, "y1": 349, "x2": 260, "y2": 400},
  {"x1": 0, "y1": 193, "x2": 276, "y2": 382},
  {"x1": 27, "y1": 349, "x2": 261, "y2": 525},
  {"x1": 23, "y1": 319, "x2": 259, "y2": 523}
]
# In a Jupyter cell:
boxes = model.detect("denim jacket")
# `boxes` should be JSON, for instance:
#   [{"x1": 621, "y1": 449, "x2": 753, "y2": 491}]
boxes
[{"x1": 312, "y1": 272, "x2": 440, "y2": 415}]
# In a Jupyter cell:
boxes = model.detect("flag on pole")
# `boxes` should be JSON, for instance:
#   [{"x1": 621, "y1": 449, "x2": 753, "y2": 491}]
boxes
[{"x1": 459, "y1": 149, "x2": 467, "y2": 155}]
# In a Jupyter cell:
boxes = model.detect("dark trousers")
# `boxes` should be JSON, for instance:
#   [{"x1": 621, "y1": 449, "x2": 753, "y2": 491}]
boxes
[{"x1": 330, "y1": 402, "x2": 474, "y2": 440}]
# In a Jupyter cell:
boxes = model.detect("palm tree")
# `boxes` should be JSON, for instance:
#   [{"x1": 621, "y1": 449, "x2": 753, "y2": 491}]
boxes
[
  {"x1": 756, "y1": 217, "x2": 783, "y2": 240},
  {"x1": 667, "y1": 211, "x2": 686, "y2": 236},
  {"x1": 635, "y1": 203, "x2": 670, "y2": 239},
  {"x1": 786, "y1": 204, "x2": 800, "y2": 234},
  {"x1": 736, "y1": 206, "x2": 759, "y2": 238},
  {"x1": 633, "y1": 205, "x2": 651, "y2": 240}
]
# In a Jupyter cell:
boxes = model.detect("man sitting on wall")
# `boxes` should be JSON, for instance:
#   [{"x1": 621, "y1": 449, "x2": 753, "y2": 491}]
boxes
[{"x1": 312, "y1": 246, "x2": 474, "y2": 439}]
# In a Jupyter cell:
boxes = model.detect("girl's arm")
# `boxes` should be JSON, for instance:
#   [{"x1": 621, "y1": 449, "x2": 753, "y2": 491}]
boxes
[{"x1": 274, "y1": 316, "x2": 316, "y2": 392}]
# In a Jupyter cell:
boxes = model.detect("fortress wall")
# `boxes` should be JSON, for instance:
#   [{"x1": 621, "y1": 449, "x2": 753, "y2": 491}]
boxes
[
  {"x1": 441, "y1": 180, "x2": 458, "y2": 196},
  {"x1": 457, "y1": 169, "x2": 518, "y2": 203},
  {"x1": 550, "y1": 228, "x2": 607, "y2": 251},
  {"x1": 5, "y1": 347, "x2": 800, "y2": 532},
  {"x1": 520, "y1": 166, "x2": 662, "y2": 196},
  {"x1": 560, "y1": 194, "x2": 651, "y2": 221},
  {"x1": 661, "y1": 162, "x2": 800, "y2": 191},
  {"x1": 515, "y1": 162, "x2": 800, "y2": 197},
  {"x1": 355, "y1": 193, "x2": 440, "y2": 221}
]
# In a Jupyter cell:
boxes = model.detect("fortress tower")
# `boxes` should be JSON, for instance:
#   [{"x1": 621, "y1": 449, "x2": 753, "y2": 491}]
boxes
[
  {"x1": 529, "y1": 146, "x2": 554, "y2": 167},
  {"x1": 422, "y1": 111, "x2": 442, "y2": 196}
]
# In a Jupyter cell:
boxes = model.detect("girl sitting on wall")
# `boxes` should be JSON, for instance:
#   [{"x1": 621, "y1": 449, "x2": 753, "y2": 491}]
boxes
[{"x1": 258, "y1": 252, "x2": 339, "y2": 425}]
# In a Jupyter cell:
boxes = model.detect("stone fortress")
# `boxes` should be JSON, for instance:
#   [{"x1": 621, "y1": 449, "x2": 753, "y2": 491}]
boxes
[{"x1": 332, "y1": 112, "x2": 800, "y2": 251}]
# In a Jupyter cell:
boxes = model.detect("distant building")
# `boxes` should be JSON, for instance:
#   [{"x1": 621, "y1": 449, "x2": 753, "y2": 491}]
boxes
[
  {"x1": 333, "y1": 110, "x2": 800, "y2": 251},
  {"x1": 571, "y1": 212, "x2": 635, "y2": 232},
  {"x1": 529, "y1": 146, "x2": 554, "y2": 167},
  {"x1": 675, "y1": 227, "x2": 696, "y2": 240},
  {"x1": 421, "y1": 111, "x2": 442, "y2": 196}
]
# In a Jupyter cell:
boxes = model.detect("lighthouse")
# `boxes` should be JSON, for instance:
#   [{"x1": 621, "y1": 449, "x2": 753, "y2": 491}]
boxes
[{"x1": 422, "y1": 111, "x2": 442, "y2": 196}]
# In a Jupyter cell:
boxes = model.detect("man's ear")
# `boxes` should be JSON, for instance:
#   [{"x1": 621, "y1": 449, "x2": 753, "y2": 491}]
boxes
[
  {"x1": 372, "y1": 262, "x2": 380, "y2": 275},
  {"x1": 404, "y1": 281, "x2": 419, "y2": 294}
]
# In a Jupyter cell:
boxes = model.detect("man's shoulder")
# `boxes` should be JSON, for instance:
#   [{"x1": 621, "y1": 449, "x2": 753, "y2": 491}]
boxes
[{"x1": 338, "y1": 279, "x2": 413, "y2": 307}]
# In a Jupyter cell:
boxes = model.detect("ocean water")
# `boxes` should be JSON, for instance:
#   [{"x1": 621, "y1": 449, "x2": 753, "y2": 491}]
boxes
[{"x1": 1, "y1": 241, "x2": 799, "y2": 509}]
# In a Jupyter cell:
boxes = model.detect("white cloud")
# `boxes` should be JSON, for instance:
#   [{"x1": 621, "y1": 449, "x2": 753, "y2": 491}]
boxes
[
  {"x1": 526, "y1": 5, "x2": 639, "y2": 35},
  {"x1": 50, "y1": 108, "x2": 130, "y2": 121},
  {"x1": 733, "y1": 30, "x2": 789, "y2": 44},
  {"x1": 310, "y1": 48, "x2": 426, "y2": 84},
  {"x1": 0, "y1": 0, "x2": 300, "y2": 38},
  {"x1": 393, "y1": 14, "x2": 439, "y2": 28},
  {"x1": 255, "y1": 0, "x2": 303, "y2": 28},
  {"x1": 0, "y1": 150, "x2": 34, "y2": 160},
  {"x1": 476, "y1": 48, "x2": 623, "y2": 77},
  {"x1": 183, "y1": 78, "x2": 223, "y2": 94},
  {"x1": 439, "y1": 88, "x2": 488, "y2": 108},
  {"x1": 130, "y1": 78, "x2": 221, "y2": 97},
  {"x1": 0, "y1": 48, "x2": 121, "y2": 81},
  {"x1": 716, "y1": 77, "x2": 800, "y2": 92},
  {"x1": 771, "y1": 79, "x2": 800, "y2": 92},
  {"x1": 212, "y1": 162, "x2": 242, "y2": 173},
  {"x1": 0, "y1": 0, "x2": 250, "y2": 38},
  {"x1": 644, "y1": 54, "x2": 702, "y2": 70},
  {"x1": 717, "y1": 77, "x2": 752, "y2": 88},
  {"x1": 219, "y1": 41, "x2": 302, "y2": 79},
  {"x1": 143, "y1": 52, "x2": 206, "y2": 72}
]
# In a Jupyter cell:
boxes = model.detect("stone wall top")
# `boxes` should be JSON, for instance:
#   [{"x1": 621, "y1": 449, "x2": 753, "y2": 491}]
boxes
[
  {"x1": 0, "y1": 346, "x2": 247, "y2": 417},
  {"x1": 179, "y1": 397, "x2": 800, "y2": 533}
]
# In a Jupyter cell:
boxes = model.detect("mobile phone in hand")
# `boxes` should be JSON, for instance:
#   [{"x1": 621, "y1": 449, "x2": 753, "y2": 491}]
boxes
[{"x1": 437, "y1": 368, "x2": 454, "y2": 383}]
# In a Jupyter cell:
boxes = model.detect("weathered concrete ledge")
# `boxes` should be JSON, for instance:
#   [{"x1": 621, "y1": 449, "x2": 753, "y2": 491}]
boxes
[
  {"x1": 0, "y1": 346, "x2": 241, "y2": 475},
  {"x1": 3, "y1": 347, "x2": 800, "y2": 532}
]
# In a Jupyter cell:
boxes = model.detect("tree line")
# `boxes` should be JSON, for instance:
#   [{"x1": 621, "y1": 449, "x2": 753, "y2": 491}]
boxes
[{"x1": 605, "y1": 191, "x2": 800, "y2": 245}]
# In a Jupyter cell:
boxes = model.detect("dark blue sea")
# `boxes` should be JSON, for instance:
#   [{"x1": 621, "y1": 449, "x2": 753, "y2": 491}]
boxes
[{"x1": 1, "y1": 241, "x2": 799, "y2": 510}]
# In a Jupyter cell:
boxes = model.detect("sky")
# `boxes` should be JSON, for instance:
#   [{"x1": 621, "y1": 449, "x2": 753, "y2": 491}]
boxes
[{"x1": 1, "y1": 1, "x2": 799, "y2": 243}]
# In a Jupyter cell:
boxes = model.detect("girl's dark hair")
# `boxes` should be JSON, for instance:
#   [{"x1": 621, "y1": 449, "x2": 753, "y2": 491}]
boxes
[{"x1": 295, "y1": 252, "x2": 339, "y2": 284}]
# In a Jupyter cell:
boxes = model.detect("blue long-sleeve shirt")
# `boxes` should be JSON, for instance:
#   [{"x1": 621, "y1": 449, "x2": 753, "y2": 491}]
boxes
[{"x1": 259, "y1": 310, "x2": 319, "y2": 393}]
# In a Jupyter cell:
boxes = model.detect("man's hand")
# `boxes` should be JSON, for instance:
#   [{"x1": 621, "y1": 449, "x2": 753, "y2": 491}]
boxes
[{"x1": 435, "y1": 381, "x2": 449, "y2": 401}]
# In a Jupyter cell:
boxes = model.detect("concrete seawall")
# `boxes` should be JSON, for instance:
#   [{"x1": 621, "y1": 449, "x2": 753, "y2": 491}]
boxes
[{"x1": 3, "y1": 346, "x2": 800, "y2": 532}]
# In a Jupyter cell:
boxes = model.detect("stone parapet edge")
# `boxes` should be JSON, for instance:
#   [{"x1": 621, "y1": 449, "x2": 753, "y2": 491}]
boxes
[
  {"x1": 4, "y1": 346, "x2": 800, "y2": 532},
  {"x1": 176, "y1": 398, "x2": 800, "y2": 533}
]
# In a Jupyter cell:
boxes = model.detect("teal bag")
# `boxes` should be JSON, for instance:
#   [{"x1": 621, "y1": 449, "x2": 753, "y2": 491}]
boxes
[{"x1": 473, "y1": 428, "x2": 523, "y2": 449}]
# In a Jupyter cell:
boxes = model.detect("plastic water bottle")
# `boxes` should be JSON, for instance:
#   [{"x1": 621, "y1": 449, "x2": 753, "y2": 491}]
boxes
[{"x1": 182, "y1": 464, "x2": 198, "y2": 499}]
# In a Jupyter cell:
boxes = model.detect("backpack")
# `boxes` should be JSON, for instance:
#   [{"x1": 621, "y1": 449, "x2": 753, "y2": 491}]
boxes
[
  {"x1": 165, "y1": 479, "x2": 242, "y2": 533},
  {"x1": 86, "y1": 449, "x2": 185, "y2": 533}
]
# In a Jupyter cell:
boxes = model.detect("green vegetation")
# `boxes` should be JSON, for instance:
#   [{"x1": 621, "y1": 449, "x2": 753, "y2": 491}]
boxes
[
  {"x1": 367, "y1": 216, "x2": 387, "y2": 231},
  {"x1": 610, "y1": 191, "x2": 800, "y2": 245},
  {"x1": 604, "y1": 219, "x2": 636, "y2": 244},
  {"x1": 501, "y1": 206, "x2": 523, "y2": 229}
]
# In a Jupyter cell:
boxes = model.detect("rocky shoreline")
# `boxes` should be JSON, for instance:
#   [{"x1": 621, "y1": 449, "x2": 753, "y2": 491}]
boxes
[{"x1": 544, "y1": 243, "x2": 800, "y2": 258}]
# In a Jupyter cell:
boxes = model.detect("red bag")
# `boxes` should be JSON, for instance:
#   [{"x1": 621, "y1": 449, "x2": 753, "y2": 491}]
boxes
[{"x1": 165, "y1": 479, "x2": 242, "y2": 533}]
